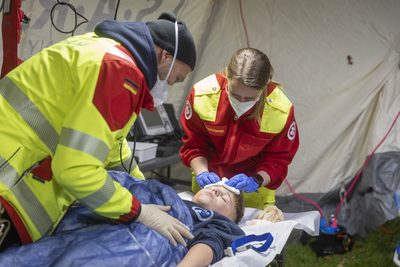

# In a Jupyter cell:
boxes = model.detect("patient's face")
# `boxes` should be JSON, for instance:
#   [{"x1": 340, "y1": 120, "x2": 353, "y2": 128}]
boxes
[{"x1": 192, "y1": 185, "x2": 236, "y2": 222}]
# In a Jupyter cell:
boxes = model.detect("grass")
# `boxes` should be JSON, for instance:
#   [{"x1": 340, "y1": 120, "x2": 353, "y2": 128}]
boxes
[{"x1": 285, "y1": 217, "x2": 400, "y2": 267}]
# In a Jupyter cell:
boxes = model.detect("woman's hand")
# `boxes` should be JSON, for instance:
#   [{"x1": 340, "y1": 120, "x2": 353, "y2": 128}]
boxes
[
  {"x1": 225, "y1": 173, "x2": 258, "y2": 193},
  {"x1": 195, "y1": 171, "x2": 221, "y2": 188}
]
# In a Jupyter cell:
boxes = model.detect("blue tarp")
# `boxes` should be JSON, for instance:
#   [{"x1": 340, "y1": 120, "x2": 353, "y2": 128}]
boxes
[{"x1": 0, "y1": 171, "x2": 193, "y2": 267}]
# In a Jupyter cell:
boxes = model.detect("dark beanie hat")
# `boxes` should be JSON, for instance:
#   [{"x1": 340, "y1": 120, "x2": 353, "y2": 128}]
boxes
[{"x1": 146, "y1": 11, "x2": 196, "y2": 70}]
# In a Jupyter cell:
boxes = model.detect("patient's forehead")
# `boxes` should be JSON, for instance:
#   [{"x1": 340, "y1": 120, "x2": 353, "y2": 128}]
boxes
[
  {"x1": 205, "y1": 184, "x2": 225, "y2": 190},
  {"x1": 205, "y1": 185, "x2": 234, "y2": 197}
]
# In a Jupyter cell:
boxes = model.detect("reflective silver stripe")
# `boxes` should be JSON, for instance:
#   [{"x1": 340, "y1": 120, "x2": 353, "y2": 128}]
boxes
[
  {"x1": 11, "y1": 179, "x2": 54, "y2": 237},
  {"x1": 0, "y1": 77, "x2": 59, "y2": 154},
  {"x1": 107, "y1": 46, "x2": 136, "y2": 66},
  {"x1": 78, "y1": 173, "x2": 116, "y2": 210},
  {"x1": 107, "y1": 163, "x2": 128, "y2": 172},
  {"x1": 107, "y1": 154, "x2": 137, "y2": 173},
  {"x1": 59, "y1": 127, "x2": 110, "y2": 162},
  {"x1": 0, "y1": 155, "x2": 20, "y2": 188}
]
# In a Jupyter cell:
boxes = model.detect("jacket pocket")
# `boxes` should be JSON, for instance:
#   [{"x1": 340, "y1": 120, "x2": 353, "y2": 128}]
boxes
[{"x1": 235, "y1": 133, "x2": 272, "y2": 163}]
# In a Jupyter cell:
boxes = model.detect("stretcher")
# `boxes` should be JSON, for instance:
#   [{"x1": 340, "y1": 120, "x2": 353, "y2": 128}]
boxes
[{"x1": 178, "y1": 191, "x2": 320, "y2": 267}]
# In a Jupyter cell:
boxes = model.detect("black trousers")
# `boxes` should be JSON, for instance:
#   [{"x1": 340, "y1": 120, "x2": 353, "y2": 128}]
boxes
[{"x1": 0, "y1": 209, "x2": 22, "y2": 253}]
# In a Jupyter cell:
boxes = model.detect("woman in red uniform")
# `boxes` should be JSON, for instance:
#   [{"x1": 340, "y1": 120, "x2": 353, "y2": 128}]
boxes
[{"x1": 180, "y1": 48, "x2": 299, "y2": 209}]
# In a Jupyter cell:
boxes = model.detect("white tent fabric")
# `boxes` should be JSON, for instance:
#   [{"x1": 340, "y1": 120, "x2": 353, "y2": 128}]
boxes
[
  {"x1": 182, "y1": 0, "x2": 400, "y2": 195},
  {"x1": 1, "y1": 0, "x2": 400, "y2": 236}
]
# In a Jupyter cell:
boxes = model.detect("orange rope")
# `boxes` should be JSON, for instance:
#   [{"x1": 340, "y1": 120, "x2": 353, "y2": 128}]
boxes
[{"x1": 380, "y1": 225, "x2": 400, "y2": 235}]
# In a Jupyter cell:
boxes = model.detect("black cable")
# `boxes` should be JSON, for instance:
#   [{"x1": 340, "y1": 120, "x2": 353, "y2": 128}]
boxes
[
  {"x1": 0, "y1": 147, "x2": 20, "y2": 171},
  {"x1": 164, "y1": 120, "x2": 183, "y2": 141},
  {"x1": 153, "y1": 120, "x2": 178, "y2": 145},
  {"x1": 119, "y1": 139, "x2": 129, "y2": 173},
  {"x1": 114, "y1": 0, "x2": 121, "y2": 20},
  {"x1": 50, "y1": 0, "x2": 89, "y2": 36},
  {"x1": 170, "y1": 127, "x2": 182, "y2": 140},
  {"x1": 128, "y1": 121, "x2": 138, "y2": 173}
]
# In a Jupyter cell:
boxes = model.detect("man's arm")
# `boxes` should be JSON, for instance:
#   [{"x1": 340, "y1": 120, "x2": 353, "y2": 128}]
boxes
[
  {"x1": 177, "y1": 243, "x2": 213, "y2": 267},
  {"x1": 104, "y1": 139, "x2": 145, "y2": 180}
]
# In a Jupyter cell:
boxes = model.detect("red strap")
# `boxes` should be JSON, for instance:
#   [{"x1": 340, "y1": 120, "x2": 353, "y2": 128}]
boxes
[
  {"x1": 1, "y1": 0, "x2": 24, "y2": 78},
  {"x1": 0, "y1": 196, "x2": 33, "y2": 245}
]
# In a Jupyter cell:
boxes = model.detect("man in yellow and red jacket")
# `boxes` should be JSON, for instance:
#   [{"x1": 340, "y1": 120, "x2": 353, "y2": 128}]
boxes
[{"x1": 0, "y1": 11, "x2": 196, "y2": 251}]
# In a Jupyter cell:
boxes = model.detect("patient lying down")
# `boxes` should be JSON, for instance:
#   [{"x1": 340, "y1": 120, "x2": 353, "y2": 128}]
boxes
[
  {"x1": 0, "y1": 173, "x2": 262, "y2": 267},
  {"x1": 177, "y1": 185, "x2": 245, "y2": 267}
]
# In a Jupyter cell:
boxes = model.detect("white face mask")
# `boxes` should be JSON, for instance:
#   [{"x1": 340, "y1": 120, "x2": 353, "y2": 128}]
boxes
[
  {"x1": 150, "y1": 21, "x2": 178, "y2": 107},
  {"x1": 151, "y1": 75, "x2": 172, "y2": 107},
  {"x1": 226, "y1": 86, "x2": 259, "y2": 118},
  {"x1": 228, "y1": 96, "x2": 259, "y2": 118}
]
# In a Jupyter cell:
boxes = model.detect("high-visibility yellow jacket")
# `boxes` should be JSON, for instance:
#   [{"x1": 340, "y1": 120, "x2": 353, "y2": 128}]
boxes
[
  {"x1": 0, "y1": 22, "x2": 156, "y2": 244},
  {"x1": 180, "y1": 74, "x2": 300, "y2": 209}
]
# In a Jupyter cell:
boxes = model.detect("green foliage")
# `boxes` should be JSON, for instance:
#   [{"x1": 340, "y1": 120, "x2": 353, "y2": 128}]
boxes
[{"x1": 285, "y1": 218, "x2": 400, "y2": 267}]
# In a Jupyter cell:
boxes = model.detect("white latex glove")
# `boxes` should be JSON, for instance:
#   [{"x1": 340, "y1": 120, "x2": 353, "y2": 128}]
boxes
[{"x1": 136, "y1": 204, "x2": 194, "y2": 247}]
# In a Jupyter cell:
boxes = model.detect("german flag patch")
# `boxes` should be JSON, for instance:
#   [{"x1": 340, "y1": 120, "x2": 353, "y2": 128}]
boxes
[{"x1": 123, "y1": 78, "x2": 139, "y2": 95}]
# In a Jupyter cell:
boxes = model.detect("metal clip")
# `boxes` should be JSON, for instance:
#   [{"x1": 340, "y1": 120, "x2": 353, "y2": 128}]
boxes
[{"x1": 224, "y1": 247, "x2": 234, "y2": 257}]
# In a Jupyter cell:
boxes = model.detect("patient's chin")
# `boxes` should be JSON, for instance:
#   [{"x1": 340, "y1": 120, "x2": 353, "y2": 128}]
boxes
[{"x1": 193, "y1": 194, "x2": 212, "y2": 208}]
